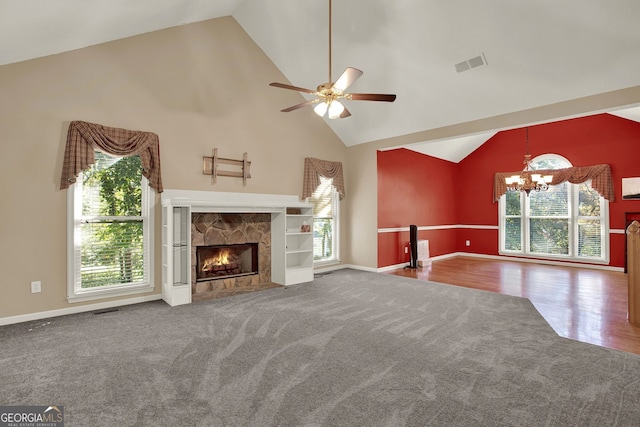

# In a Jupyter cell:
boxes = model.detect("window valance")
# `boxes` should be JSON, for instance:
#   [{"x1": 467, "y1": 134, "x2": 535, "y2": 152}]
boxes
[
  {"x1": 302, "y1": 157, "x2": 346, "y2": 200},
  {"x1": 60, "y1": 120, "x2": 163, "y2": 192},
  {"x1": 493, "y1": 163, "x2": 613, "y2": 203}
]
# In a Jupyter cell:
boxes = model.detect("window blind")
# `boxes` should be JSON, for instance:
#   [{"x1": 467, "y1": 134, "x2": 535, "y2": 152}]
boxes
[
  {"x1": 310, "y1": 177, "x2": 337, "y2": 260},
  {"x1": 77, "y1": 153, "x2": 146, "y2": 288}
]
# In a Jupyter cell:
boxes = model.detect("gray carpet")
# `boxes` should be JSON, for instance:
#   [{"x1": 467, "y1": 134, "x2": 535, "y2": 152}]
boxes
[{"x1": 1, "y1": 269, "x2": 639, "y2": 426}]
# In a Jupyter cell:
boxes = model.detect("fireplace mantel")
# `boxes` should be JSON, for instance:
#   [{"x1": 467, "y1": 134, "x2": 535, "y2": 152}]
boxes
[
  {"x1": 161, "y1": 190, "x2": 313, "y2": 306},
  {"x1": 161, "y1": 189, "x2": 306, "y2": 213}
]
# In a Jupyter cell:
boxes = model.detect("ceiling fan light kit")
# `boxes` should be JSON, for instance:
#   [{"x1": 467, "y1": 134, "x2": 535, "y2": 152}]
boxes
[{"x1": 269, "y1": 0, "x2": 396, "y2": 119}]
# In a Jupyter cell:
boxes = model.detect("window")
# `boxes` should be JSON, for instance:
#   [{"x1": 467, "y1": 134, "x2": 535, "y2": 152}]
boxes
[
  {"x1": 309, "y1": 176, "x2": 339, "y2": 264},
  {"x1": 67, "y1": 151, "x2": 153, "y2": 302},
  {"x1": 499, "y1": 154, "x2": 609, "y2": 263}
]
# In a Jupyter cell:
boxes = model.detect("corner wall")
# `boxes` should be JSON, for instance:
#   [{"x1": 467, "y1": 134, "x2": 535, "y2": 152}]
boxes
[{"x1": 377, "y1": 149, "x2": 459, "y2": 266}]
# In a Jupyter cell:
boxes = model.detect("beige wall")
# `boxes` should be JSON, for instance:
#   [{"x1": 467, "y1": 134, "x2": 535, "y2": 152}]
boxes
[{"x1": 0, "y1": 17, "x2": 347, "y2": 319}]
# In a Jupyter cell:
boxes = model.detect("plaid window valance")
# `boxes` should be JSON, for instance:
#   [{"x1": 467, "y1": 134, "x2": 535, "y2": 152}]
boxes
[
  {"x1": 493, "y1": 164, "x2": 613, "y2": 203},
  {"x1": 60, "y1": 120, "x2": 163, "y2": 193},
  {"x1": 302, "y1": 157, "x2": 346, "y2": 200}
]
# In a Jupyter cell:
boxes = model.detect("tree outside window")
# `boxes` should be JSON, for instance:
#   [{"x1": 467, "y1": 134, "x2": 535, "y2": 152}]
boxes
[
  {"x1": 68, "y1": 151, "x2": 153, "y2": 301},
  {"x1": 80, "y1": 153, "x2": 144, "y2": 287}
]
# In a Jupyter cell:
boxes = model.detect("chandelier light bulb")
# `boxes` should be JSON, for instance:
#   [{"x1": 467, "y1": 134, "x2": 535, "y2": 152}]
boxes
[{"x1": 504, "y1": 127, "x2": 555, "y2": 195}]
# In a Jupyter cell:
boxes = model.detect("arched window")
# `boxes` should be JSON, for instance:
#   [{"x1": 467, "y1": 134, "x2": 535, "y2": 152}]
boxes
[{"x1": 499, "y1": 153, "x2": 609, "y2": 262}]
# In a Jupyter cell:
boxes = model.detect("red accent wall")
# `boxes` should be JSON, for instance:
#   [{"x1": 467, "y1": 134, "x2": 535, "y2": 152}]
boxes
[
  {"x1": 377, "y1": 148, "x2": 459, "y2": 266},
  {"x1": 377, "y1": 113, "x2": 640, "y2": 268}
]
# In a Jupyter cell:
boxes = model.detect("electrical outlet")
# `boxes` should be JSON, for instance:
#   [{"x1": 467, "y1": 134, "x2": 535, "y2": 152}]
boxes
[
  {"x1": 404, "y1": 247, "x2": 408, "y2": 254},
  {"x1": 465, "y1": 240, "x2": 471, "y2": 247},
  {"x1": 31, "y1": 281, "x2": 42, "y2": 293}
]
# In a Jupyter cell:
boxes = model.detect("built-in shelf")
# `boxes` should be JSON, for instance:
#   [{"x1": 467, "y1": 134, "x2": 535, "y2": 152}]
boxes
[
  {"x1": 161, "y1": 205, "x2": 191, "y2": 306},
  {"x1": 281, "y1": 211, "x2": 314, "y2": 284}
]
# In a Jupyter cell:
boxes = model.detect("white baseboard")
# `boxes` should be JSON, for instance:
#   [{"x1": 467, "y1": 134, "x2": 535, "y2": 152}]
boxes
[
  {"x1": 5, "y1": 253, "x2": 621, "y2": 326},
  {"x1": 0, "y1": 294, "x2": 163, "y2": 327},
  {"x1": 376, "y1": 252, "x2": 624, "y2": 273},
  {"x1": 376, "y1": 252, "x2": 459, "y2": 273},
  {"x1": 314, "y1": 263, "x2": 378, "y2": 274},
  {"x1": 459, "y1": 252, "x2": 624, "y2": 272}
]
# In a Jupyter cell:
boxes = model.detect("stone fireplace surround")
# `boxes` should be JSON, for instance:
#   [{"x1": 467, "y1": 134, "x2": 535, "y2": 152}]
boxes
[
  {"x1": 191, "y1": 212, "x2": 271, "y2": 298},
  {"x1": 161, "y1": 190, "x2": 312, "y2": 306}
]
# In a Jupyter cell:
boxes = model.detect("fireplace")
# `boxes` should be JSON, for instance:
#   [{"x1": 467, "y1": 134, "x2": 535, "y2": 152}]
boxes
[
  {"x1": 196, "y1": 243, "x2": 259, "y2": 282},
  {"x1": 161, "y1": 190, "x2": 310, "y2": 306}
]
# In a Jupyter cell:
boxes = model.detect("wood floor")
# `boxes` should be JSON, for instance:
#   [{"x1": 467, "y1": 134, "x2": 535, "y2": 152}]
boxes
[{"x1": 388, "y1": 256, "x2": 640, "y2": 355}]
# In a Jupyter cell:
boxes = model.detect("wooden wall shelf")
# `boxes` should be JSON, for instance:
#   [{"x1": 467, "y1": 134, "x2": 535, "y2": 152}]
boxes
[{"x1": 203, "y1": 148, "x2": 251, "y2": 185}]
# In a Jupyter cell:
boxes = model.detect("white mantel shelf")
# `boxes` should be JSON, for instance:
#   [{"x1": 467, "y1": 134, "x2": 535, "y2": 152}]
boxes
[
  {"x1": 161, "y1": 189, "x2": 310, "y2": 213},
  {"x1": 160, "y1": 190, "x2": 314, "y2": 306}
]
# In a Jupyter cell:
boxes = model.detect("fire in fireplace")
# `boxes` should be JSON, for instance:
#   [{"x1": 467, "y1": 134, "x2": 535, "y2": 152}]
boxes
[{"x1": 196, "y1": 243, "x2": 259, "y2": 282}]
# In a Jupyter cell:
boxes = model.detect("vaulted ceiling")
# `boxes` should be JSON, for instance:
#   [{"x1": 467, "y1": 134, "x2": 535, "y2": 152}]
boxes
[{"x1": 2, "y1": 0, "x2": 639, "y2": 161}]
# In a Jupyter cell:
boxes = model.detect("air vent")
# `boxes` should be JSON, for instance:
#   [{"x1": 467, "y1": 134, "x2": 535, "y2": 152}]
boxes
[
  {"x1": 455, "y1": 53, "x2": 488, "y2": 73},
  {"x1": 455, "y1": 61, "x2": 470, "y2": 73},
  {"x1": 93, "y1": 308, "x2": 120, "y2": 315}
]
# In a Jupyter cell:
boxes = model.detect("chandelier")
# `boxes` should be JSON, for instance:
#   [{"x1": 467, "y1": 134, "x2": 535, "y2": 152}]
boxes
[{"x1": 505, "y1": 128, "x2": 553, "y2": 195}]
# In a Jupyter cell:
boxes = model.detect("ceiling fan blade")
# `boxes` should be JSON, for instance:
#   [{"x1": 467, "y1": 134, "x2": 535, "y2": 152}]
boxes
[
  {"x1": 339, "y1": 106, "x2": 351, "y2": 118},
  {"x1": 333, "y1": 67, "x2": 363, "y2": 92},
  {"x1": 281, "y1": 99, "x2": 317, "y2": 112},
  {"x1": 348, "y1": 93, "x2": 397, "y2": 102},
  {"x1": 269, "y1": 82, "x2": 317, "y2": 94}
]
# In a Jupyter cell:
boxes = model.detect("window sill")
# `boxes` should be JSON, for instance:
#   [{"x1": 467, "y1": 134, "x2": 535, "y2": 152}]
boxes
[{"x1": 68, "y1": 282, "x2": 155, "y2": 304}]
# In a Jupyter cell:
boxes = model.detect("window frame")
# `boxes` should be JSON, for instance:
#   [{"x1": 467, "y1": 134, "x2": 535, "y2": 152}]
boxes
[
  {"x1": 498, "y1": 154, "x2": 609, "y2": 264},
  {"x1": 309, "y1": 176, "x2": 340, "y2": 266},
  {"x1": 66, "y1": 153, "x2": 154, "y2": 303}
]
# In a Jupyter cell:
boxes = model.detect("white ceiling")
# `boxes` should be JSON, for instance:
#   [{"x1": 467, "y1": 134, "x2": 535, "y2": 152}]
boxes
[{"x1": 2, "y1": 0, "x2": 640, "y2": 162}]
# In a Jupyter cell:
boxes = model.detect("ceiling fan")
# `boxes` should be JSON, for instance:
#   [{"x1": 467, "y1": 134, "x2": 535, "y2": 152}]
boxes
[{"x1": 269, "y1": 0, "x2": 396, "y2": 119}]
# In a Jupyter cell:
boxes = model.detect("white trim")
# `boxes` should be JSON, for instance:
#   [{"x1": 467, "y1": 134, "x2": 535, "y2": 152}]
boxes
[
  {"x1": 162, "y1": 189, "x2": 308, "y2": 211},
  {"x1": 308, "y1": 177, "x2": 340, "y2": 264},
  {"x1": 498, "y1": 175, "x2": 610, "y2": 263},
  {"x1": 0, "y1": 294, "x2": 162, "y2": 326},
  {"x1": 377, "y1": 252, "x2": 623, "y2": 272},
  {"x1": 377, "y1": 262, "x2": 412, "y2": 272},
  {"x1": 314, "y1": 263, "x2": 378, "y2": 274},
  {"x1": 316, "y1": 251, "x2": 625, "y2": 275},
  {"x1": 376, "y1": 253, "x2": 459, "y2": 272},
  {"x1": 456, "y1": 224, "x2": 498, "y2": 229},
  {"x1": 313, "y1": 259, "x2": 342, "y2": 269},
  {"x1": 67, "y1": 171, "x2": 155, "y2": 303},
  {"x1": 379, "y1": 225, "x2": 624, "y2": 234},
  {"x1": 309, "y1": 254, "x2": 624, "y2": 275},
  {"x1": 67, "y1": 282, "x2": 155, "y2": 303},
  {"x1": 378, "y1": 224, "x2": 498, "y2": 233},
  {"x1": 462, "y1": 252, "x2": 623, "y2": 271}
]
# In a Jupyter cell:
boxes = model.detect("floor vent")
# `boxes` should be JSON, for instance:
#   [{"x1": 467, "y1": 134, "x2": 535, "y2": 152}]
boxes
[{"x1": 93, "y1": 308, "x2": 120, "y2": 315}]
